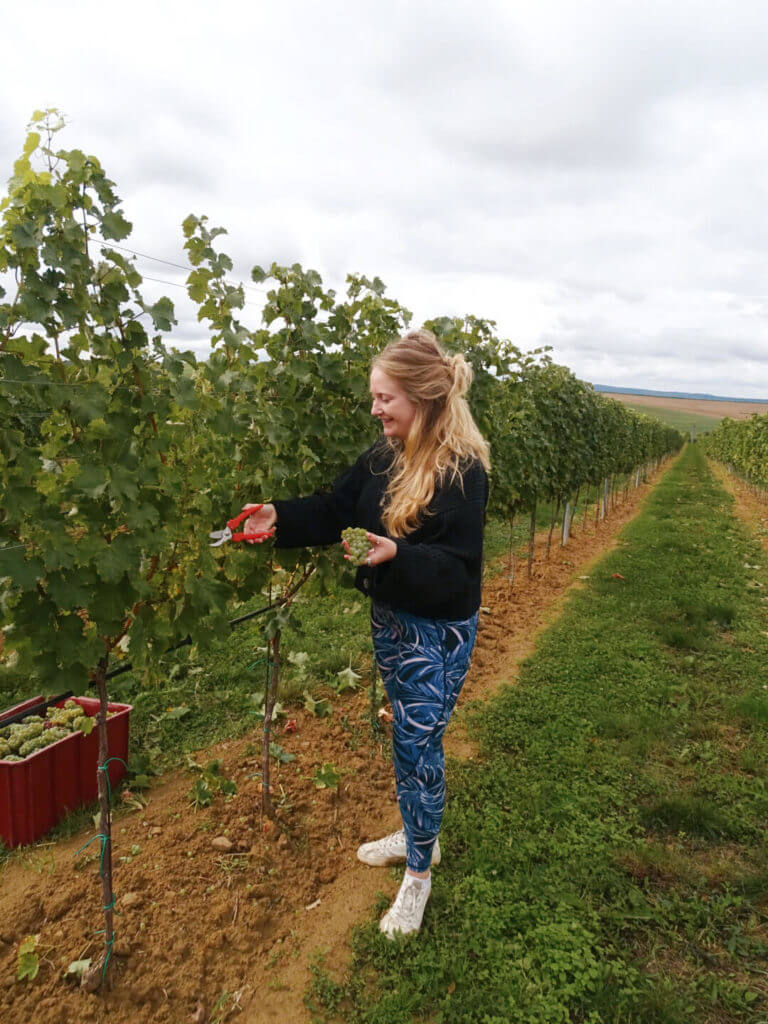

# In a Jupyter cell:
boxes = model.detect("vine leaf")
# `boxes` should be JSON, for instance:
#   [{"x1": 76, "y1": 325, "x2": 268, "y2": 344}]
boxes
[
  {"x1": 336, "y1": 664, "x2": 361, "y2": 693},
  {"x1": 313, "y1": 763, "x2": 340, "y2": 789},
  {"x1": 63, "y1": 958, "x2": 92, "y2": 983},
  {"x1": 16, "y1": 935, "x2": 40, "y2": 982},
  {"x1": 303, "y1": 690, "x2": 333, "y2": 718}
]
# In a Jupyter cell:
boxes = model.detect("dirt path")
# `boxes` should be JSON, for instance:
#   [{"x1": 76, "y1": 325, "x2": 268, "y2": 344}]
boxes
[
  {"x1": 708, "y1": 460, "x2": 768, "y2": 554},
  {"x1": 0, "y1": 462, "x2": 674, "y2": 1024}
]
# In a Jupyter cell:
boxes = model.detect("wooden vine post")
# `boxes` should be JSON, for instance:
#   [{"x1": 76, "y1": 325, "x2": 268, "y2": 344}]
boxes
[
  {"x1": 260, "y1": 631, "x2": 281, "y2": 819},
  {"x1": 546, "y1": 498, "x2": 560, "y2": 559},
  {"x1": 507, "y1": 511, "x2": 517, "y2": 586},
  {"x1": 527, "y1": 502, "x2": 537, "y2": 579},
  {"x1": 93, "y1": 660, "x2": 115, "y2": 984}
]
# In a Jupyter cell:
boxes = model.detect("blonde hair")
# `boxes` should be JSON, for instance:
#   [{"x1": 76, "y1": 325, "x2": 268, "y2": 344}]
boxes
[{"x1": 373, "y1": 328, "x2": 491, "y2": 538}]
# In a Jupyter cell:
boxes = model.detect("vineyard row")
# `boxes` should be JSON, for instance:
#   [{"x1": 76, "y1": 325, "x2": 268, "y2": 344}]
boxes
[
  {"x1": 0, "y1": 112, "x2": 683, "y2": 986},
  {"x1": 703, "y1": 413, "x2": 768, "y2": 497}
]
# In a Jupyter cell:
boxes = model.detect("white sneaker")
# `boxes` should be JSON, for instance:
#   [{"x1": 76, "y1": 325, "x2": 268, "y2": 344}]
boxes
[
  {"x1": 379, "y1": 873, "x2": 431, "y2": 939},
  {"x1": 356, "y1": 830, "x2": 441, "y2": 867}
]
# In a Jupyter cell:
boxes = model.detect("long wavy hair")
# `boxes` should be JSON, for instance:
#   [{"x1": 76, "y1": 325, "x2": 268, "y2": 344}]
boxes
[{"x1": 373, "y1": 328, "x2": 490, "y2": 538}]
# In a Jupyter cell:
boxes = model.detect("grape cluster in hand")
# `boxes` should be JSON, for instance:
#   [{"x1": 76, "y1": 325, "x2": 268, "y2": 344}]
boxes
[{"x1": 342, "y1": 527, "x2": 371, "y2": 567}]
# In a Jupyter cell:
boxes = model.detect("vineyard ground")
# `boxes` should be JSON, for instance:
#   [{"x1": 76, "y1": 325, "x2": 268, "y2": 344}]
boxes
[
  {"x1": 604, "y1": 393, "x2": 768, "y2": 434},
  {"x1": 0, "y1": 469, "x2": 672, "y2": 1024},
  {"x1": 710, "y1": 461, "x2": 768, "y2": 557},
  {"x1": 0, "y1": 503, "x2": 556, "y2": 862},
  {"x1": 309, "y1": 444, "x2": 768, "y2": 1023}
]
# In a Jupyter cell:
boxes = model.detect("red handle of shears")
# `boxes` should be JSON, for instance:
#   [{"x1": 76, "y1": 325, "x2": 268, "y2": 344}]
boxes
[
  {"x1": 229, "y1": 505, "x2": 275, "y2": 543},
  {"x1": 228, "y1": 505, "x2": 263, "y2": 529},
  {"x1": 231, "y1": 529, "x2": 275, "y2": 542}
]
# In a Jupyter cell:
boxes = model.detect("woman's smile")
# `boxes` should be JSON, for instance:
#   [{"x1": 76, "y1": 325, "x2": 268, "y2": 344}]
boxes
[{"x1": 370, "y1": 366, "x2": 417, "y2": 441}]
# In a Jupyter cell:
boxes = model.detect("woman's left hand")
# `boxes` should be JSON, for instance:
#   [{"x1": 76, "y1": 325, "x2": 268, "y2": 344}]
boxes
[{"x1": 343, "y1": 531, "x2": 397, "y2": 567}]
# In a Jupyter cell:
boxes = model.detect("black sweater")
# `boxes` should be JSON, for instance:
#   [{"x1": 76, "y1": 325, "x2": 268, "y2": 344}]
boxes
[{"x1": 272, "y1": 439, "x2": 488, "y2": 621}]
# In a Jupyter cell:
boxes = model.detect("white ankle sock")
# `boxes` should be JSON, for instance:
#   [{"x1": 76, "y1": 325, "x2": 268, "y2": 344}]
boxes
[{"x1": 406, "y1": 872, "x2": 431, "y2": 887}]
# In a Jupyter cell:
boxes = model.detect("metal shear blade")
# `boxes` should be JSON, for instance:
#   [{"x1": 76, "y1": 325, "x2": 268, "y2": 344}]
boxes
[{"x1": 209, "y1": 527, "x2": 233, "y2": 547}]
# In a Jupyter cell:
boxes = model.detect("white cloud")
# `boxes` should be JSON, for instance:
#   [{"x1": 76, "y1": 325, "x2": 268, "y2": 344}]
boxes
[{"x1": 2, "y1": 0, "x2": 768, "y2": 397}]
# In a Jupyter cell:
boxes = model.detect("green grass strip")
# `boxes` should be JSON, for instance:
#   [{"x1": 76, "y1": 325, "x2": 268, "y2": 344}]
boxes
[{"x1": 308, "y1": 445, "x2": 768, "y2": 1024}]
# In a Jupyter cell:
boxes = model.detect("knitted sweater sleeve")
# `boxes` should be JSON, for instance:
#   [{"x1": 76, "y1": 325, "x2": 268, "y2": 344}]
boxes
[
  {"x1": 373, "y1": 463, "x2": 488, "y2": 611},
  {"x1": 270, "y1": 446, "x2": 374, "y2": 549}
]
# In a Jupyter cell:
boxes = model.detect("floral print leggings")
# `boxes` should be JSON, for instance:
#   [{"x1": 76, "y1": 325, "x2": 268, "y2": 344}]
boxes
[{"x1": 371, "y1": 601, "x2": 479, "y2": 872}]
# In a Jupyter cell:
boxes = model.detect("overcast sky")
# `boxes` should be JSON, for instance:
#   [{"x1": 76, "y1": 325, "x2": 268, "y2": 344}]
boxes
[{"x1": 3, "y1": 0, "x2": 768, "y2": 398}]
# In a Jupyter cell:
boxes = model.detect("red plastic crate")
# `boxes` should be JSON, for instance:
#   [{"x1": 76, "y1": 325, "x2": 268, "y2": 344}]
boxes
[{"x1": 0, "y1": 695, "x2": 132, "y2": 849}]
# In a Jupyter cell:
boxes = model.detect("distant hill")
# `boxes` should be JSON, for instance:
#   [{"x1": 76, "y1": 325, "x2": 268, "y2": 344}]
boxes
[{"x1": 593, "y1": 385, "x2": 767, "y2": 404}]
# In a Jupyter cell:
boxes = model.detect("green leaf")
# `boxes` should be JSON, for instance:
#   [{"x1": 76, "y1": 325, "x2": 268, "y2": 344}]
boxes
[
  {"x1": 336, "y1": 664, "x2": 361, "y2": 693},
  {"x1": 312, "y1": 763, "x2": 339, "y2": 789},
  {"x1": 269, "y1": 742, "x2": 295, "y2": 763},
  {"x1": 46, "y1": 570, "x2": 98, "y2": 612},
  {"x1": 75, "y1": 715, "x2": 95, "y2": 736},
  {"x1": 190, "y1": 776, "x2": 212, "y2": 808},
  {"x1": 108, "y1": 463, "x2": 140, "y2": 503},
  {"x1": 12, "y1": 221, "x2": 38, "y2": 250},
  {"x1": 303, "y1": 690, "x2": 332, "y2": 718},
  {"x1": 101, "y1": 210, "x2": 132, "y2": 240},
  {"x1": 287, "y1": 651, "x2": 310, "y2": 678},
  {"x1": 163, "y1": 705, "x2": 191, "y2": 721},
  {"x1": 0, "y1": 547, "x2": 44, "y2": 590},
  {"x1": 67, "y1": 150, "x2": 86, "y2": 173},
  {"x1": 218, "y1": 777, "x2": 237, "y2": 797},
  {"x1": 63, "y1": 958, "x2": 91, "y2": 983},
  {"x1": 16, "y1": 936, "x2": 39, "y2": 982},
  {"x1": 94, "y1": 535, "x2": 136, "y2": 584},
  {"x1": 74, "y1": 463, "x2": 108, "y2": 498},
  {"x1": 69, "y1": 383, "x2": 108, "y2": 422},
  {"x1": 145, "y1": 296, "x2": 176, "y2": 331}
]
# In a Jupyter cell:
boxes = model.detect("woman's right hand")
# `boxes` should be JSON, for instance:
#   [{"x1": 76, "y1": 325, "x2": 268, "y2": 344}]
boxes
[{"x1": 242, "y1": 503, "x2": 277, "y2": 543}]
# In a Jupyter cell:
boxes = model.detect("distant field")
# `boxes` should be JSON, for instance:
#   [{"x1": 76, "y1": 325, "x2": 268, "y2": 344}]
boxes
[{"x1": 604, "y1": 392, "x2": 768, "y2": 434}]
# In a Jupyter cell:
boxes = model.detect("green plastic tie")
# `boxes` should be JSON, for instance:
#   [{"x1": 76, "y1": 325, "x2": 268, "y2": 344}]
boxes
[
  {"x1": 97, "y1": 756, "x2": 129, "y2": 803},
  {"x1": 74, "y1": 832, "x2": 109, "y2": 874}
]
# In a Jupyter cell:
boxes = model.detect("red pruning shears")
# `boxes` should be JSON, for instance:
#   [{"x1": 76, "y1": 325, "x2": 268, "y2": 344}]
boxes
[{"x1": 209, "y1": 505, "x2": 275, "y2": 547}]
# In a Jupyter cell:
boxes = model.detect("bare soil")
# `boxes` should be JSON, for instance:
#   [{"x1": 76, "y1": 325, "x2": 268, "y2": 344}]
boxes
[
  {"x1": 605, "y1": 392, "x2": 768, "y2": 422},
  {"x1": 0, "y1": 463, "x2": 674, "y2": 1024},
  {"x1": 709, "y1": 460, "x2": 768, "y2": 553}
]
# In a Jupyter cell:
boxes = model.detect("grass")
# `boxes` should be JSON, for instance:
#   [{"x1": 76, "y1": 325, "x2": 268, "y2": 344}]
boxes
[
  {"x1": 307, "y1": 445, "x2": 768, "y2": 1023},
  {"x1": 616, "y1": 401, "x2": 723, "y2": 435}
]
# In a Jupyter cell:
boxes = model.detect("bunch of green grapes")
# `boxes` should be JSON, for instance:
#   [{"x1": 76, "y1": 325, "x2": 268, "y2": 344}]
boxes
[
  {"x1": 19, "y1": 736, "x2": 44, "y2": 757},
  {"x1": 4, "y1": 720, "x2": 44, "y2": 754},
  {"x1": 342, "y1": 527, "x2": 371, "y2": 567},
  {"x1": 41, "y1": 726, "x2": 70, "y2": 746},
  {"x1": 0, "y1": 700, "x2": 95, "y2": 761},
  {"x1": 47, "y1": 700, "x2": 83, "y2": 728}
]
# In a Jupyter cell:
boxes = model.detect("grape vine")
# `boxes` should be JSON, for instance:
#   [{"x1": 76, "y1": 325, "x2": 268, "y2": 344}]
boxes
[
  {"x1": 702, "y1": 413, "x2": 768, "y2": 498},
  {"x1": 0, "y1": 112, "x2": 683, "y2": 989}
]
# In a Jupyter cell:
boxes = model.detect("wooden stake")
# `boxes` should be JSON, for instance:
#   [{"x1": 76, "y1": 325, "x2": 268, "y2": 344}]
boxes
[
  {"x1": 94, "y1": 662, "x2": 115, "y2": 989},
  {"x1": 527, "y1": 502, "x2": 537, "y2": 579}
]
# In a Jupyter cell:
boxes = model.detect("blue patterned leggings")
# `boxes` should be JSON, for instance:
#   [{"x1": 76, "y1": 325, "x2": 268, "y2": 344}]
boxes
[{"x1": 371, "y1": 601, "x2": 479, "y2": 872}]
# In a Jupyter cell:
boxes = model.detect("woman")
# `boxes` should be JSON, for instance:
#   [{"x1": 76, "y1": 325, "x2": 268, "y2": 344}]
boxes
[{"x1": 243, "y1": 328, "x2": 490, "y2": 938}]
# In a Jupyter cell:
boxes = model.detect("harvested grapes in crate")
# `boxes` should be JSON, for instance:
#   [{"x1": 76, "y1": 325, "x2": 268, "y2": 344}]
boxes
[{"x1": 0, "y1": 699, "x2": 95, "y2": 761}]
